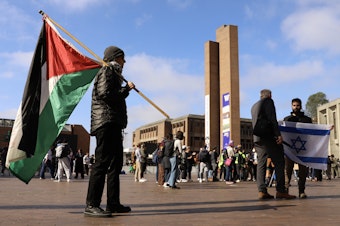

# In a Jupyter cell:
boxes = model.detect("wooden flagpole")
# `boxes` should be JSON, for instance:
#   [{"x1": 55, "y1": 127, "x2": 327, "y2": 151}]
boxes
[{"x1": 39, "y1": 10, "x2": 170, "y2": 119}]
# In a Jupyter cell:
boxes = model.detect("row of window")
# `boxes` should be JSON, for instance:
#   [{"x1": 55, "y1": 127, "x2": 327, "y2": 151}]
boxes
[{"x1": 0, "y1": 119, "x2": 14, "y2": 127}]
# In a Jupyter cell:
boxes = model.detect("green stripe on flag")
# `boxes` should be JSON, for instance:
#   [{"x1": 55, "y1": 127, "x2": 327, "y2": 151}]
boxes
[{"x1": 10, "y1": 68, "x2": 98, "y2": 183}]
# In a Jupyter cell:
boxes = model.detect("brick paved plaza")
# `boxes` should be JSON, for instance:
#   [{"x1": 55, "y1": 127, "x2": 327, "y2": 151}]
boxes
[{"x1": 1, "y1": 169, "x2": 340, "y2": 226}]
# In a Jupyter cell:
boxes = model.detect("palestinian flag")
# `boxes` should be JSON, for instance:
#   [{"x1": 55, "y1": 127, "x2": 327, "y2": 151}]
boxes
[{"x1": 6, "y1": 17, "x2": 101, "y2": 183}]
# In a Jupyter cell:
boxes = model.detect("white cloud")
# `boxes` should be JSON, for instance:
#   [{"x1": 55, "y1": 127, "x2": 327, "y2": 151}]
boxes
[
  {"x1": 49, "y1": 0, "x2": 109, "y2": 12},
  {"x1": 0, "y1": 2, "x2": 28, "y2": 25},
  {"x1": 0, "y1": 71, "x2": 14, "y2": 79},
  {"x1": 0, "y1": 51, "x2": 33, "y2": 79},
  {"x1": 125, "y1": 53, "x2": 203, "y2": 98},
  {"x1": 242, "y1": 60, "x2": 324, "y2": 89},
  {"x1": 244, "y1": 5, "x2": 254, "y2": 19},
  {"x1": 265, "y1": 39, "x2": 277, "y2": 50},
  {"x1": 281, "y1": 2, "x2": 340, "y2": 55},
  {"x1": 0, "y1": 51, "x2": 33, "y2": 67},
  {"x1": 167, "y1": 0, "x2": 192, "y2": 10},
  {"x1": 0, "y1": 108, "x2": 18, "y2": 119},
  {"x1": 0, "y1": 1, "x2": 38, "y2": 42},
  {"x1": 135, "y1": 13, "x2": 152, "y2": 27},
  {"x1": 243, "y1": 2, "x2": 280, "y2": 21}
]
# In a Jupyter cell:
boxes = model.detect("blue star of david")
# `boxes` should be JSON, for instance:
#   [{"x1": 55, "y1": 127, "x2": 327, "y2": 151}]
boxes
[{"x1": 290, "y1": 136, "x2": 307, "y2": 153}]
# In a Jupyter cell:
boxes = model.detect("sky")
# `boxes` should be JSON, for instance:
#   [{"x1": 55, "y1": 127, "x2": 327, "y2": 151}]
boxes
[{"x1": 1, "y1": 0, "x2": 340, "y2": 153}]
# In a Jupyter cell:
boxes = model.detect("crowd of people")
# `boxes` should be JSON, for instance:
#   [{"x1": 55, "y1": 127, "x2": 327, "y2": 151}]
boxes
[
  {"x1": 38, "y1": 139, "x2": 95, "y2": 182},
  {"x1": 129, "y1": 136, "x2": 258, "y2": 189}
]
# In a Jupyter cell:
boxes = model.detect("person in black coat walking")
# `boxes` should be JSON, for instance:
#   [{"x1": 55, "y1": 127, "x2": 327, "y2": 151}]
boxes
[{"x1": 74, "y1": 148, "x2": 85, "y2": 179}]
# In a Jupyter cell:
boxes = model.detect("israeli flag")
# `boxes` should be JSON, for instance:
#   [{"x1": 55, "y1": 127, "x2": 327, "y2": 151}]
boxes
[{"x1": 278, "y1": 121, "x2": 332, "y2": 170}]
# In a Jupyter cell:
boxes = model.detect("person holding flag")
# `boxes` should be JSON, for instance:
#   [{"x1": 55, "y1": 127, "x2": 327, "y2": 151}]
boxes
[
  {"x1": 5, "y1": 16, "x2": 102, "y2": 184},
  {"x1": 283, "y1": 98, "x2": 312, "y2": 199},
  {"x1": 84, "y1": 46, "x2": 135, "y2": 217}
]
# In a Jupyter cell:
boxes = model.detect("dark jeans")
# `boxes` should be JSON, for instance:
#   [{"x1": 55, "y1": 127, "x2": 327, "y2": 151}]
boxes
[
  {"x1": 225, "y1": 164, "x2": 233, "y2": 181},
  {"x1": 86, "y1": 124, "x2": 123, "y2": 208},
  {"x1": 285, "y1": 156, "x2": 307, "y2": 193},
  {"x1": 181, "y1": 163, "x2": 187, "y2": 179},
  {"x1": 255, "y1": 140, "x2": 286, "y2": 193},
  {"x1": 39, "y1": 160, "x2": 55, "y2": 179},
  {"x1": 164, "y1": 168, "x2": 170, "y2": 183},
  {"x1": 186, "y1": 163, "x2": 193, "y2": 180},
  {"x1": 140, "y1": 162, "x2": 146, "y2": 178},
  {"x1": 314, "y1": 169, "x2": 322, "y2": 181}
]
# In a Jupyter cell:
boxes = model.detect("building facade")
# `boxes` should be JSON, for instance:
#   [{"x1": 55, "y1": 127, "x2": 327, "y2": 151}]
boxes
[
  {"x1": 132, "y1": 115, "x2": 205, "y2": 153},
  {"x1": 0, "y1": 119, "x2": 14, "y2": 149},
  {"x1": 317, "y1": 98, "x2": 340, "y2": 158}
]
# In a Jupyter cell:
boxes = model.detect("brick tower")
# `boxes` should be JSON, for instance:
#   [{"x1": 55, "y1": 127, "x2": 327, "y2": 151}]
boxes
[{"x1": 204, "y1": 25, "x2": 240, "y2": 150}]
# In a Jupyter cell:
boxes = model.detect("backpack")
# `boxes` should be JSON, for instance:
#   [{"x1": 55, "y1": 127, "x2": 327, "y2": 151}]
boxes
[
  {"x1": 152, "y1": 149, "x2": 158, "y2": 164},
  {"x1": 237, "y1": 153, "x2": 245, "y2": 165},
  {"x1": 199, "y1": 150, "x2": 210, "y2": 163},
  {"x1": 164, "y1": 140, "x2": 174, "y2": 157},
  {"x1": 55, "y1": 143, "x2": 70, "y2": 158}
]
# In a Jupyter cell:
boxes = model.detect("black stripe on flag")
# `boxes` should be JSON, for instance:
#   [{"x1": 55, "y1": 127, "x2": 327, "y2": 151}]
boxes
[{"x1": 18, "y1": 24, "x2": 46, "y2": 157}]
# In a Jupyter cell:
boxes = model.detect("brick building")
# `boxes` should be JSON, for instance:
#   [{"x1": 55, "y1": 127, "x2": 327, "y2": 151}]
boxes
[{"x1": 132, "y1": 114, "x2": 205, "y2": 154}]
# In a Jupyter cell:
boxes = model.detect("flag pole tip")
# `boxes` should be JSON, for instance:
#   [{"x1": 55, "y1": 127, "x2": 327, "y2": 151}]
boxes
[{"x1": 39, "y1": 10, "x2": 45, "y2": 15}]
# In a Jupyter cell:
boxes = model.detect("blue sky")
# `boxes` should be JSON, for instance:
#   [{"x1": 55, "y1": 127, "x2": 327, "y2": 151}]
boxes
[{"x1": 1, "y1": 0, "x2": 339, "y2": 152}]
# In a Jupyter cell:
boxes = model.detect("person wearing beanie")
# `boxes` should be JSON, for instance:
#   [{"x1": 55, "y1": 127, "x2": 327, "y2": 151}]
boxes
[
  {"x1": 84, "y1": 45, "x2": 135, "y2": 217},
  {"x1": 103, "y1": 46, "x2": 125, "y2": 63}
]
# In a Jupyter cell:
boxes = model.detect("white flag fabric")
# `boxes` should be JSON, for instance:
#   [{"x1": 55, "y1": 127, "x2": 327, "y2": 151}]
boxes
[{"x1": 278, "y1": 121, "x2": 332, "y2": 170}]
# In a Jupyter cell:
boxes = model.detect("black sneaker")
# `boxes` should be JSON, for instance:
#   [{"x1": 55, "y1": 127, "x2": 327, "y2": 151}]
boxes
[
  {"x1": 170, "y1": 185, "x2": 180, "y2": 189},
  {"x1": 84, "y1": 205, "x2": 112, "y2": 217},
  {"x1": 106, "y1": 204, "x2": 131, "y2": 213}
]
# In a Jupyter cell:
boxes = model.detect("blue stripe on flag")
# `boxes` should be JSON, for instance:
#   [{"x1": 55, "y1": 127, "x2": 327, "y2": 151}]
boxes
[
  {"x1": 279, "y1": 126, "x2": 330, "y2": 136},
  {"x1": 297, "y1": 156, "x2": 328, "y2": 164}
]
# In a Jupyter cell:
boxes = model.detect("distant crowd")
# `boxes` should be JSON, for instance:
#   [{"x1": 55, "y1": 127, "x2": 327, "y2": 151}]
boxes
[
  {"x1": 1, "y1": 140, "x2": 340, "y2": 185},
  {"x1": 0, "y1": 140, "x2": 95, "y2": 181},
  {"x1": 126, "y1": 138, "x2": 340, "y2": 188}
]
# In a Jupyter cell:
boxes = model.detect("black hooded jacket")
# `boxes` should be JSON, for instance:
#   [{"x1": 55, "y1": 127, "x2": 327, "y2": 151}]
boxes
[{"x1": 90, "y1": 63, "x2": 130, "y2": 135}]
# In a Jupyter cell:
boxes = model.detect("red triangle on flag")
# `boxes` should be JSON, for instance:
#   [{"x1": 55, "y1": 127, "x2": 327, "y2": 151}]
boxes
[{"x1": 45, "y1": 20, "x2": 100, "y2": 80}]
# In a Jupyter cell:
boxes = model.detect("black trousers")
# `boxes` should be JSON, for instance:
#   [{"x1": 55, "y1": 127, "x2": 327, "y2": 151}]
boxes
[{"x1": 86, "y1": 124, "x2": 123, "y2": 208}]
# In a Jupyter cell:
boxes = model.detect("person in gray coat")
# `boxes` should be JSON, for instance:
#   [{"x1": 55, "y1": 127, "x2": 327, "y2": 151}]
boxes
[{"x1": 251, "y1": 89, "x2": 296, "y2": 200}]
